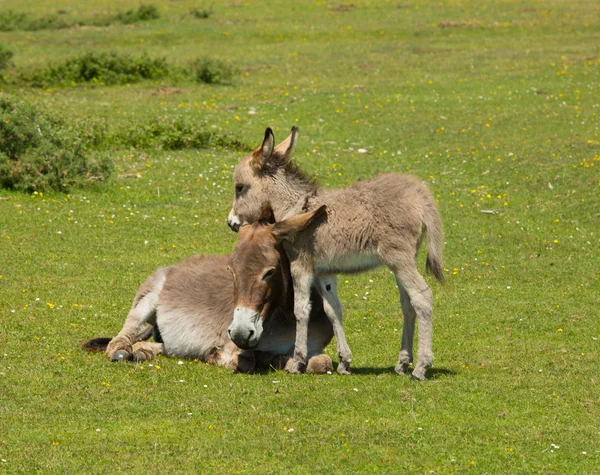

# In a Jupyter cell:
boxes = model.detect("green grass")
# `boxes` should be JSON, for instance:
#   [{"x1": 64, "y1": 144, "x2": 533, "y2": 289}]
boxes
[{"x1": 1, "y1": 0, "x2": 599, "y2": 472}]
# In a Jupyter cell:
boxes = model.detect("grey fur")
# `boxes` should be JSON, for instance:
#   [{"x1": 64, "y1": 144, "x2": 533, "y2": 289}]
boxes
[
  {"x1": 104, "y1": 237, "x2": 334, "y2": 373},
  {"x1": 228, "y1": 127, "x2": 444, "y2": 379}
]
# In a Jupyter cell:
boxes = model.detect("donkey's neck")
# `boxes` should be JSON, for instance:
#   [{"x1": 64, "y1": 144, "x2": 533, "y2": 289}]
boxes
[
  {"x1": 263, "y1": 244, "x2": 295, "y2": 324},
  {"x1": 268, "y1": 170, "x2": 319, "y2": 221}
]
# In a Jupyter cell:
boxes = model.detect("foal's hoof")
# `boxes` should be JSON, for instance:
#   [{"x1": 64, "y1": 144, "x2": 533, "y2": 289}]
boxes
[
  {"x1": 337, "y1": 361, "x2": 351, "y2": 375},
  {"x1": 395, "y1": 362, "x2": 411, "y2": 376},
  {"x1": 111, "y1": 350, "x2": 131, "y2": 362},
  {"x1": 286, "y1": 360, "x2": 306, "y2": 374},
  {"x1": 410, "y1": 369, "x2": 427, "y2": 381}
]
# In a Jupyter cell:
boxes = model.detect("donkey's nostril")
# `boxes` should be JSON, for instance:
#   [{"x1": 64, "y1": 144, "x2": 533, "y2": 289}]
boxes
[
  {"x1": 248, "y1": 330, "x2": 255, "y2": 338},
  {"x1": 227, "y1": 329, "x2": 232, "y2": 338}
]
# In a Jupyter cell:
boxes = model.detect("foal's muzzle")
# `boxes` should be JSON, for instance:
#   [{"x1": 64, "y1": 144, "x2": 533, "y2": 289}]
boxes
[{"x1": 227, "y1": 210, "x2": 242, "y2": 233}]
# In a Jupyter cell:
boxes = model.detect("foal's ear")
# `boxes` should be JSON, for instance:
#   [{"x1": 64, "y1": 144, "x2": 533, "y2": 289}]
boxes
[
  {"x1": 272, "y1": 205, "x2": 327, "y2": 242},
  {"x1": 250, "y1": 127, "x2": 275, "y2": 170},
  {"x1": 273, "y1": 126, "x2": 298, "y2": 157}
]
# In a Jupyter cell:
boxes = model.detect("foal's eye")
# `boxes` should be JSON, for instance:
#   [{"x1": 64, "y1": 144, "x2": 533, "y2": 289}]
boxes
[
  {"x1": 235, "y1": 184, "x2": 244, "y2": 194},
  {"x1": 262, "y1": 268, "x2": 275, "y2": 280}
]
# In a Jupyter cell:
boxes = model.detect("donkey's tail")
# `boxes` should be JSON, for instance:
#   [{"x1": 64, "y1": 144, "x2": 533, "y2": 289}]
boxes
[
  {"x1": 423, "y1": 205, "x2": 445, "y2": 284},
  {"x1": 81, "y1": 325, "x2": 155, "y2": 352}
]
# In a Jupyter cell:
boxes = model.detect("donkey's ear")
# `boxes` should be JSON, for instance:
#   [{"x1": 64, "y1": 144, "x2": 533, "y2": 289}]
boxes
[
  {"x1": 272, "y1": 205, "x2": 327, "y2": 242},
  {"x1": 250, "y1": 127, "x2": 275, "y2": 170},
  {"x1": 273, "y1": 126, "x2": 298, "y2": 157}
]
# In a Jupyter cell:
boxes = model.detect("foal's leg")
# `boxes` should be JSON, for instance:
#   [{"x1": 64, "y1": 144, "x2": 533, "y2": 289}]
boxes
[
  {"x1": 106, "y1": 291, "x2": 160, "y2": 361},
  {"x1": 288, "y1": 260, "x2": 314, "y2": 374},
  {"x1": 316, "y1": 276, "x2": 352, "y2": 375},
  {"x1": 394, "y1": 265, "x2": 433, "y2": 380},
  {"x1": 395, "y1": 281, "x2": 417, "y2": 376},
  {"x1": 383, "y1": 250, "x2": 433, "y2": 380}
]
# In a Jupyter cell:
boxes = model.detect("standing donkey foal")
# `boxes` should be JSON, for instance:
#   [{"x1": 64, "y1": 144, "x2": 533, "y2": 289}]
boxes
[{"x1": 227, "y1": 127, "x2": 444, "y2": 380}]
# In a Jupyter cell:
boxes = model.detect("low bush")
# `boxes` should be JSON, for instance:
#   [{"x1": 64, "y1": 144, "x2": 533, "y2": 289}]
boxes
[
  {"x1": 0, "y1": 43, "x2": 14, "y2": 70},
  {"x1": 193, "y1": 58, "x2": 233, "y2": 84},
  {"x1": 81, "y1": 115, "x2": 249, "y2": 152},
  {"x1": 20, "y1": 52, "x2": 170, "y2": 87},
  {"x1": 115, "y1": 4, "x2": 160, "y2": 24},
  {"x1": 114, "y1": 116, "x2": 247, "y2": 150},
  {"x1": 0, "y1": 5, "x2": 159, "y2": 32},
  {"x1": 0, "y1": 96, "x2": 248, "y2": 192},
  {"x1": 190, "y1": 7, "x2": 213, "y2": 19},
  {"x1": 0, "y1": 96, "x2": 113, "y2": 192},
  {"x1": 14, "y1": 52, "x2": 236, "y2": 88}
]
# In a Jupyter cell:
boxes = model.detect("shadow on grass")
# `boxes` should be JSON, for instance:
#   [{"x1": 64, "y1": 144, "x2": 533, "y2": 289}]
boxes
[
  {"x1": 251, "y1": 365, "x2": 457, "y2": 378},
  {"x1": 345, "y1": 366, "x2": 457, "y2": 379}
]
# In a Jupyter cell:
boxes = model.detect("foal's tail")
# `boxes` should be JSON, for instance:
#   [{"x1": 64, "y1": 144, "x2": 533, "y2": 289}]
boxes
[
  {"x1": 423, "y1": 205, "x2": 445, "y2": 284},
  {"x1": 81, "y1": 325, "x2": 155, "y2": 352}
]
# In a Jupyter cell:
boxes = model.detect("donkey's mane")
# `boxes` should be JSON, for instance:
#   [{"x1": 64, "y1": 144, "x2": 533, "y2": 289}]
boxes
[{"x1": 265, "y1": 152, "x2": 319, "y2": 191}]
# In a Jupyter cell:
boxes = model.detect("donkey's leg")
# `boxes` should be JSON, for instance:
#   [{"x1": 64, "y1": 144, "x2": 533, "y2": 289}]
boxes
[
  {"x1": 393, "y1": 265, "x2": 433, "y2": 380},
  {"x1": 316, "y1": 276, "x2": 352, "y2": 375},
  {"x1": 208, "y1": 341, "x2": 255, "y2": 373},
  {"x1": 395, "y1": 281, "x2": 417, "y2": 376},
  {"x1": 289, "y1": 261, "x2": 315, "y2": 374},
  {"x1": 106, "y1": 292, "x2": 159, "y2": 361},
  {"x1": 131, "y1": 342, "x2": 164, "y2": 362}
]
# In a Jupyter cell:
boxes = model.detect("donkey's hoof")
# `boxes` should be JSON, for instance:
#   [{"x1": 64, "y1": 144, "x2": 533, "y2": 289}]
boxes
[
  {"x1": 111, "y1": 350, "x2": 131, "y2": 362},
  {"x1": 306, "y1": 354, "x2": 333, "y2": 374}
]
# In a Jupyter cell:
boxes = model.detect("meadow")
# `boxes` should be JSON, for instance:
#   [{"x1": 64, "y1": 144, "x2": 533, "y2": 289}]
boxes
[{"x1": 0, "y1": 0, "x2": 598, "y2": 472}]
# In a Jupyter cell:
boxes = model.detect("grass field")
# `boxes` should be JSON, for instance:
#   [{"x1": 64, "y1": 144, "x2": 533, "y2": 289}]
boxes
[{"x1": 1, "y1": 0, "x2": 599, "y2": 472}]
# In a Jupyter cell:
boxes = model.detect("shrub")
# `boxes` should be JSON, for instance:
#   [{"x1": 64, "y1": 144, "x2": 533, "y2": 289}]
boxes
[
  {"x1": 0, "y1": 10, "x2": 71, "y2": 31},
  {"x1": 115, "y1": 4, "x2": 160, "y2": 24},
  {"x1": 21, "y1": 52, "x2": 170, "y2": 87},
  {"x1": 190, "y1": 7, "x2": 213, "y2": 19},
  {"x1": 193, "y1": 58, "x2": 233, "y2": 84},
  {"x1": 0, "y1": 43, "x2": 14, "y2": 70},
  {"x1": 103, "y1": 116, "x2": 249, "y2": 151},
  {"x1": 0, "y1": 5, "x2": 159, "y2": 32},
  {"x1": 0, "y1": 11, "x2": 29, "y2": 31},
  {"x1": 0, "y1": 96, "x2": 113, "y2": 192},
  {"x1": 16, "y1": 52, "x2": 236, "y2": 88}
]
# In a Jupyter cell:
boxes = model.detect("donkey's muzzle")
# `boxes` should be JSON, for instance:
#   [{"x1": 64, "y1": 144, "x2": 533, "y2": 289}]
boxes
[{"x1": 228, "y1": 307, "x2": 262, "y2": 349}]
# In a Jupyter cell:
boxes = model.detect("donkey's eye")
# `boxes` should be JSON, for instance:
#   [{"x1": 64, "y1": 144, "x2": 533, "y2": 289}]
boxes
[
  {"x1": 262, "y1": 268, "x2": 275, "y2": 280},
  {"x1": 235, "y1": 184, "x2": 244, "y2": 194}
]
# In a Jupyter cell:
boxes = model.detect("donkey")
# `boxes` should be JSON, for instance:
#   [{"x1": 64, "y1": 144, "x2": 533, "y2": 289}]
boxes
[
  {"x1": 227, "y1": 127, "x2": 444, "y2": 380},
  {"x1": 82, "y1": 209, "x2": 334, "y2": 374}
]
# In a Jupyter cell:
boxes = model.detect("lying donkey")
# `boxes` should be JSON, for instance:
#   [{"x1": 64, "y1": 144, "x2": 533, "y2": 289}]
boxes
[
  {"x1": 227, "y1": 127, "x2": 444, "y2": 380},
  {"x1": 83, "y1": 209, "x2": 334, "y2": 374}
]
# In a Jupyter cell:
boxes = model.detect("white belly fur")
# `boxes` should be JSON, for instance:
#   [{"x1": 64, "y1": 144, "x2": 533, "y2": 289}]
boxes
[{"x1": 315, "y1": 253, "x2": 382, "y2": 275}]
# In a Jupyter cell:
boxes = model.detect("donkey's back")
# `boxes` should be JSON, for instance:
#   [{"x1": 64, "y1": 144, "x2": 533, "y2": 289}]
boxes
[{"x1": 156, "y1": 254, "x2": 235, "y2": 359}]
